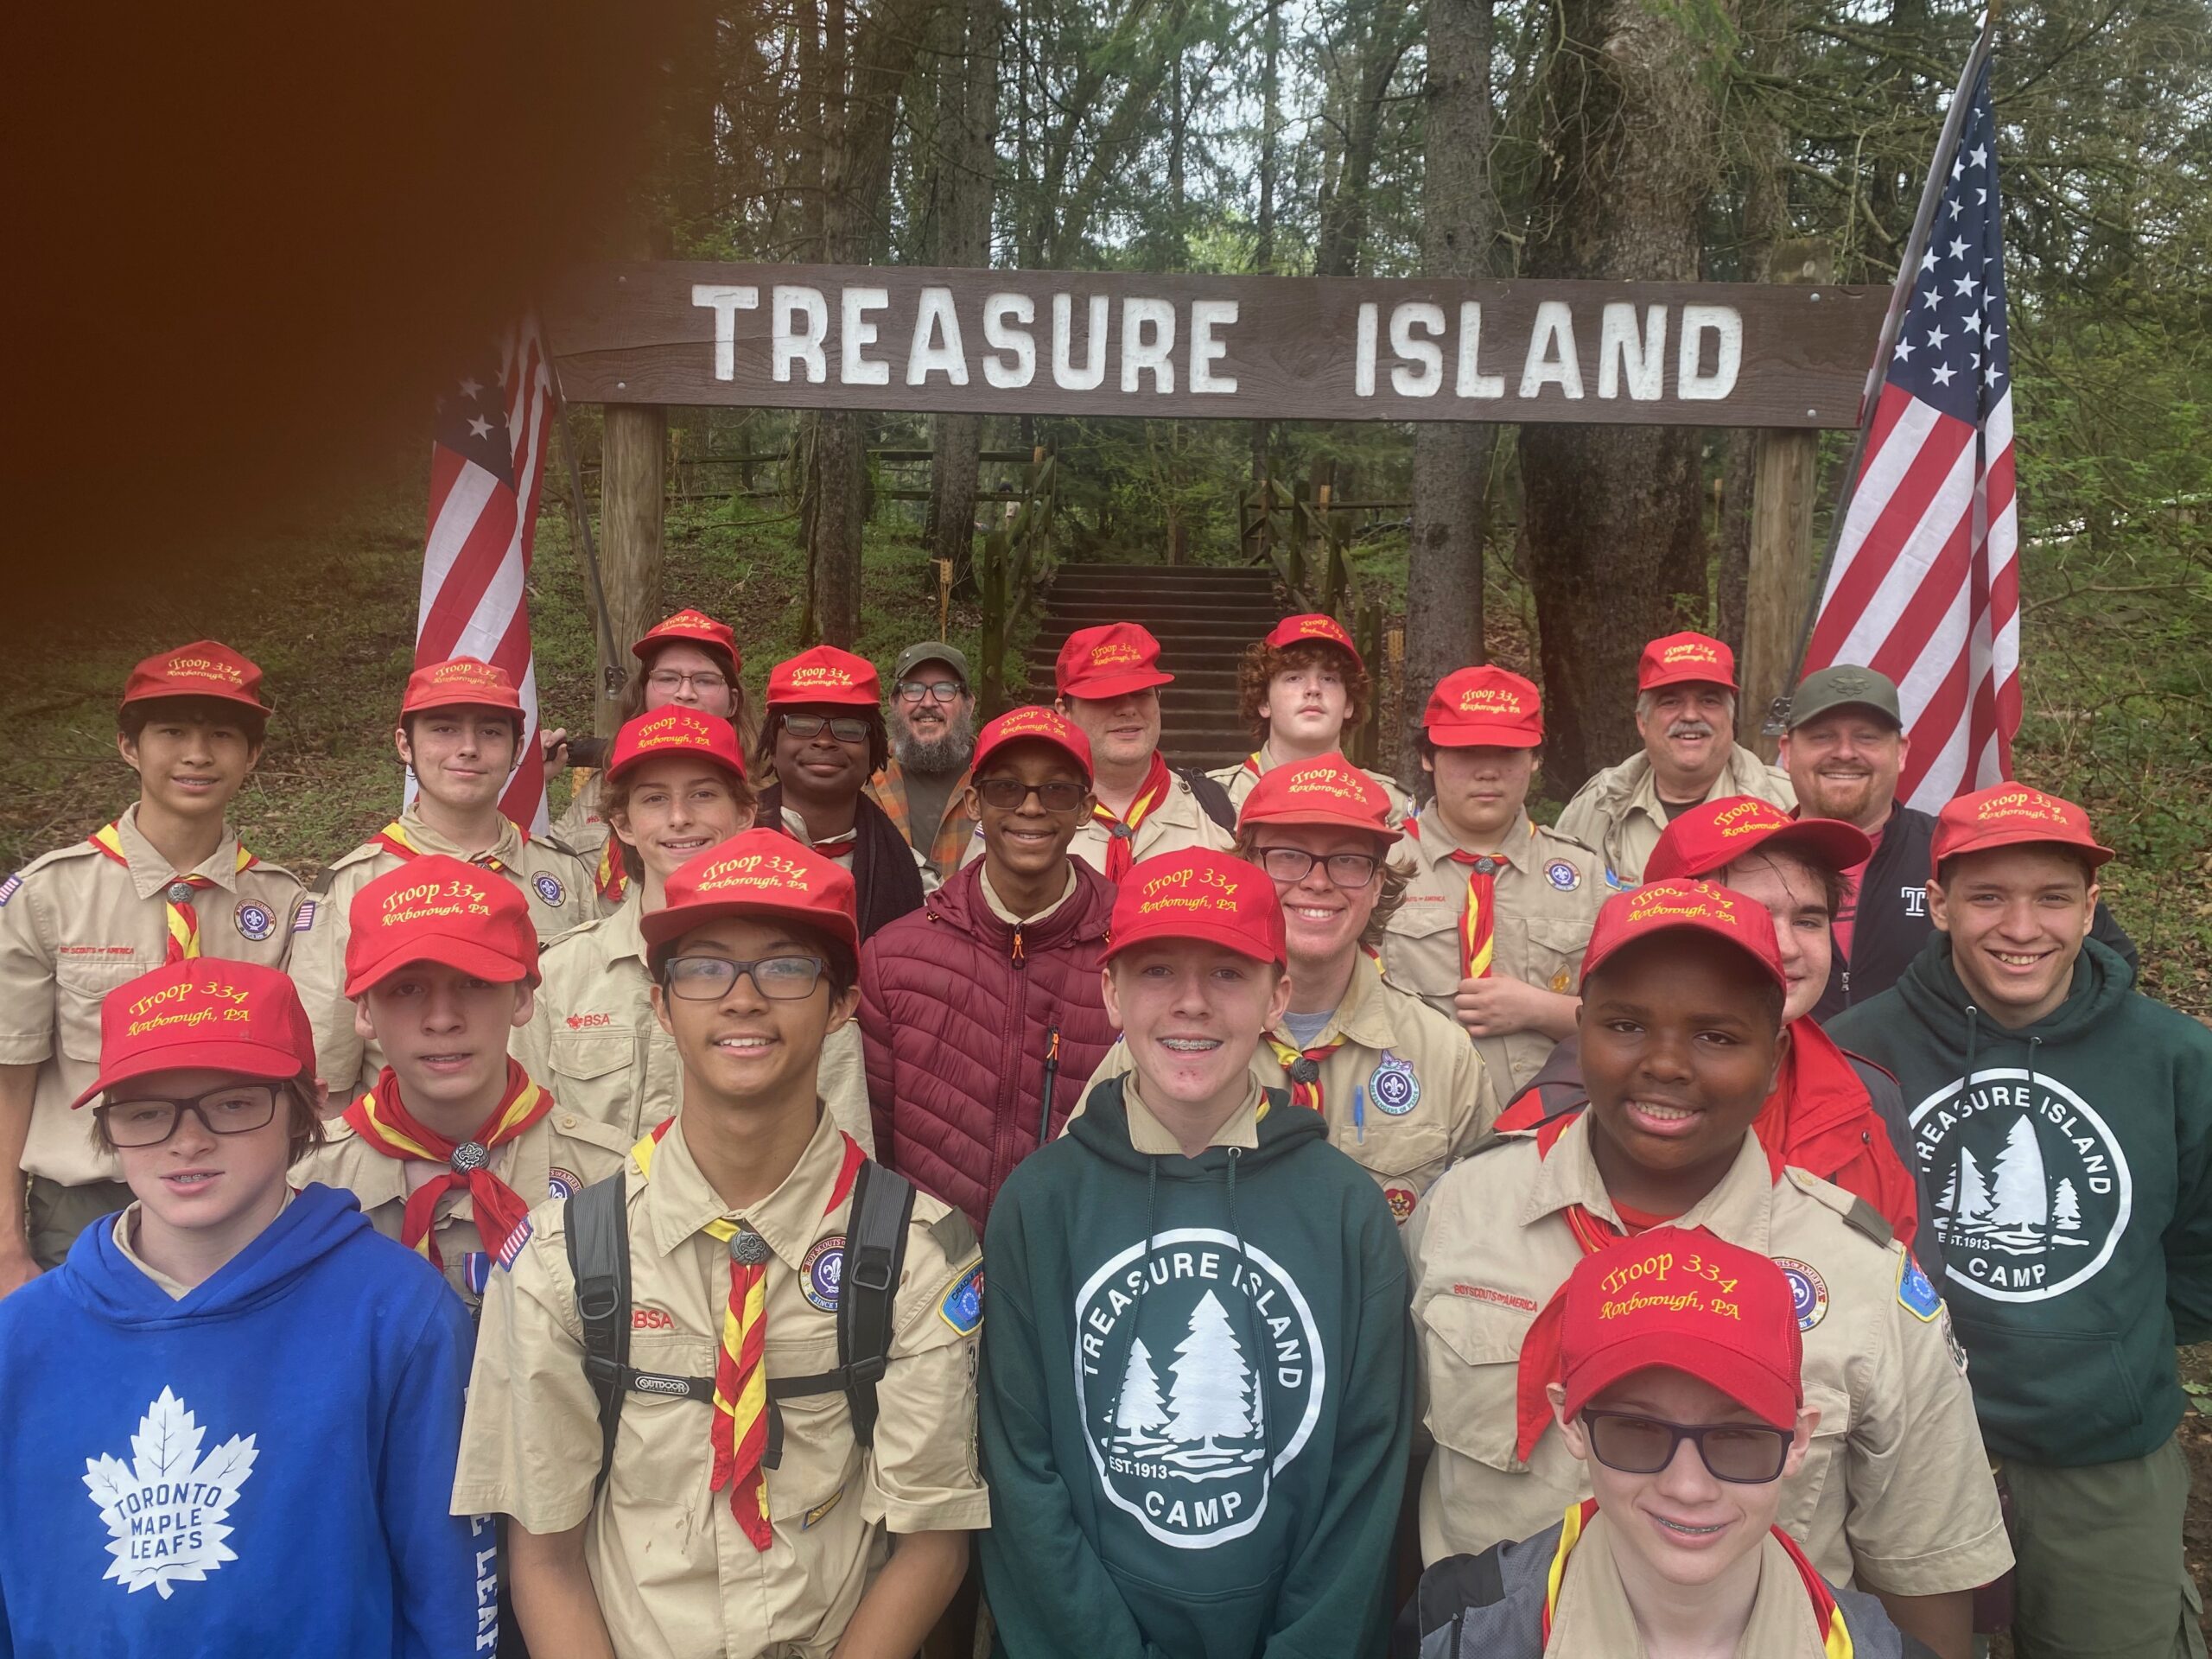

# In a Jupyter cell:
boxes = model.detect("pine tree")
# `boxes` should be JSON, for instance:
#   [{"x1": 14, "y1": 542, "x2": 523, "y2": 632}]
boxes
[
  {"x1": 1955, "y1": 1147, "x2": 1992, "y2": 1221},
  {"x1": 2053, "y1": 1178, "x2": 2082, "y2": 1232},
  {"x1": 1987, "y1": 1117, "x2": 2049, "y2": 1230},
  {"x1": 1114, "y1": 1339, "x2": 1168, "y2": 1440},
  {"x1": 1166, "y1": 1291, "x2": 1255, "y2": 1448}
]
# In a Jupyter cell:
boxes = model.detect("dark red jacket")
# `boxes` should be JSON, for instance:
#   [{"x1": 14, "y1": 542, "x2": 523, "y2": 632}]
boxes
[{"x1": 859, "y1": 859, "x2": 1119, "y2": 1232}]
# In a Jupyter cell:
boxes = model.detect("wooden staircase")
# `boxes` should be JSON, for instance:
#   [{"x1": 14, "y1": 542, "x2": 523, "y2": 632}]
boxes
[{"x1": 1028, "y1": 563, "x2": 1282, "y2": 772}]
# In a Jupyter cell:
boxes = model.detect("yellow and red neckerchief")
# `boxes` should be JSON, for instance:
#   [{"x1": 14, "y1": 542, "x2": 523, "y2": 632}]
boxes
[
  {"x1": 88, "y1": 823, "x2": 257, "y2": 963},
  {"x1": 342, "y1": 1061, "x2": 552, "y2": 1267},
  {"x1": 372, "y1": 819, "x2": 513, "y2": 875},
  {"x1": 1093, "y1": 751, "x2": 1173, "y2": 882}
]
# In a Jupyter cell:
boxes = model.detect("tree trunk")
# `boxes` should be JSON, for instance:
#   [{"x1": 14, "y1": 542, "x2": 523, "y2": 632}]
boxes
[
  {"x1": 927, "y1": 0, "x2": 1001, "y2": 585},
  {"x1": 1313, "y1": 1, "x2": 1418, "y2": 279},
  {"x1": 1405, "y1": 0, "x2": 1497, "y2": 767},
  {"x1": 1249, "y1": 0, "x2": 1283, "y2": 550},
  {"x1": 1517, "y1": 0, "x2": 1732, "y2": 788}
]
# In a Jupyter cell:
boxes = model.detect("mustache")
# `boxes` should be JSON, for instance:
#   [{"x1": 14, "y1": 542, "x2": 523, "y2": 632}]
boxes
[{"x1": 1666, "y1": 720, "x2": 1716, "y2": 739}]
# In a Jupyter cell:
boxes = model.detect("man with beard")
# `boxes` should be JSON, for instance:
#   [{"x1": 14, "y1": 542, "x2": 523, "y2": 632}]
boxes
[
  {"x1": 869, "y1": 642, "x2": 980, "y2": 886},
  {"x1": 1781, "y1": 664, "x2": 2133, "y2": 1019},
  {"x1": 1556, "y1": 632, "x2": 1795, "y2": 888}
]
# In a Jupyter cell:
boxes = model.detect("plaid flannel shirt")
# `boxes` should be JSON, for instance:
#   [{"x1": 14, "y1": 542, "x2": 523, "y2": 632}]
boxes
[{"x1": 867, "y1": 758, "x2": 976, "y2": 880}]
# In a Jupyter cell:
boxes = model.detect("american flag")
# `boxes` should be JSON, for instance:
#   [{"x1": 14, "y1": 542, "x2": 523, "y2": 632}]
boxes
[
  {"x1": 1803, "y1": 54, "x2": 2017, "y2": 812},
  {"x1": 414, "y1": 318, "x2": 554, "y2": 832}
]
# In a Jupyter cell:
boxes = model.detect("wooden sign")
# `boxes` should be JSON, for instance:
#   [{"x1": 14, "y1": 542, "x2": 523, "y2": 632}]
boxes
[{"x1": 543, "y1": 262, "x2": 1884, "y2": 429}]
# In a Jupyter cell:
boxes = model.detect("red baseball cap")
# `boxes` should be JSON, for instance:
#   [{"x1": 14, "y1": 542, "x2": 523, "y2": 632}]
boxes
[
  {"x1": 1056, "y1": 623, "x2": 1175, "y2": 701},
  {"x1": 401, "y1": 657, "x2": 524, "y2": 717},
  {"x1": 1423, "y1": 666, "x2": 1544, "y2": 749},
  {"x1": 1237, "y1": 753, "x2": 1393, "y2": 839},
  {"x1": 1638, "y1": 632, "x2": 1738, "y2": 694},
  {"x1": 632, "y1": 607, "x2": 740, "y2": 669},
  {"x1": 1932, "y1": 783, "x2": 2113, "y2": 872},
  {"x1": 1556, "y1": 1226, "x2": 1803, "y2": 1430},
  {"x1": 1265, "y1": 613, "x2": 1363, "y2": 670},
  {"x1": 1581, "y1": 879, "x2": 1787, "y2": 990},
  {"x1": 766, "y1": 645, "x2": 880, "y2": 709},
  {"x1": 640, "y1": 829, "x2": 860, "y2": 963},
  {"x1": 971, "y1": 705, "x2": 1093, "y2": 782},
  {"x1": 1645, "y1": 796, "x2": 1872, "y2": 884},
  {"x1": 605, "y1": 707, "x2": 748, "y2": 785},
  {"x1": 70, "y1": 960, "x2": 317, "y2": 1109},
  {"x1": 343, "y1": 855, "x2": 541, "y2": 995},
  {"x1": 1101, "y1": 849, "x2": 1287, "y2": 967},
  {"x1": 121, "y1": 640, "x2": 270, "y2": 714}
]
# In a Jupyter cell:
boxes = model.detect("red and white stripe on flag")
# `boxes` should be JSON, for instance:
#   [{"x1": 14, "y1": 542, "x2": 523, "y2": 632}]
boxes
[
  {"x1": 1802, "y1": 58, "x2": 2019, "y2": 815},
  {"x1": 413, "y1": 317, "x2": 556, "y2": 832}
]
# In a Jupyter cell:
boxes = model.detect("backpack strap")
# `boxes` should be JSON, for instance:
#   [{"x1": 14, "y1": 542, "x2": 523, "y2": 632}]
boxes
[
  {"x1": 564, "y1": 1170, "x2": 632, "y2": 1495},
  {"x1": 838, "y1": 1160, "x2": 916, "y2": 1449},
  {"x1": 1398, "y1": 1546, "x2": 1510, "y2": 1657},
  {"x1": 1174, "y1": 765, "x2": 1237, "y2": 832}
]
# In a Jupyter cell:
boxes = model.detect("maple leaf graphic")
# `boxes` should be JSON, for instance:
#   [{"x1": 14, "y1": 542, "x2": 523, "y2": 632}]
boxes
[{"x1": 82, "y1": 1388, "x2": 257, "y2": 1599}]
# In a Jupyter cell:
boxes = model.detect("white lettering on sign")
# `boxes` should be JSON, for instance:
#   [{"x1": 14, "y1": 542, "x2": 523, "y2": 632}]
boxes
[
  {"x1": 772, "y1": 285, "x2": 828, "y2": 384},
  {"x1": 842, "y1": 286, "x2": 891, "y2": 386},
  {"x1": 1390, "y1": 302, "x2": 1446, "y2": 397},
  {"x1": 1521, "y1": 300, "x2": 1583, "y2": 399},
  {"x1": 1122, "y1": 296, "x2": 1176, "y2": 393},
  {"x1": 906, "y1": 286, "x2": 968, "y2": 385},
  {"x1": 691, "y1": 283, "x2": 760, "y2": 381},
  {"x1": 1599, "y1": 302, "x2": 1666, "y2": 401},
  {"x1": 1679, "y1": 305, "x2": 1743, "y2": 400},
  {"x1": 983, "y1": 293, "x2": 1035, "y2": 388},
  {"x1": 1190, "y1": 299, "x2": 1239, "y2": 393},
  {"x1": 1053, "y1": 293, "x2": 1109, "y2": 391},
  {"x1": 1454, "y1": 302, "x2": 1507, "y2": 399},
  {"x1": 1355, "y1": 302, "x2": 1380, "y2": 397}
]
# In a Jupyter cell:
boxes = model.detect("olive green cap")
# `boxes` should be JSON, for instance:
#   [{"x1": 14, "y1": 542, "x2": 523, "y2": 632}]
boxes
[
  {"x1": 892, "y1": 641, "x2": 970, "y2": 689},
  {"x1": 1789, "y1": 664, "x2": 1902, "y2": 730}
]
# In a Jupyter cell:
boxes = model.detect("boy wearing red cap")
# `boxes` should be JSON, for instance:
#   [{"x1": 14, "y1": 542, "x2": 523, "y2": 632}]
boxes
[
  {"x1": 1555, "y1": 632, "x2": 1796, "y2": 887},
  {"x1": 1415, "y1": 1229, "x2": 1937, "y2": 1656},
  {"x1": 1208, "y1": 613, "x2": 1408, "y2": 822},
  {"x1": 296, "y1": 855, "x2": 632, "y2": 1311},
  {"x1": 1831, "y1": 785, "x2": 2212, "y2": 1659},
  {"x1": 290, "y1": 656, "x2": 595, "y2": 1107},
  {"x1": 1382, "y1": 666, "x2": 1605, "y2": 1096},
  {"x1": 979, "y1": 847, "x2": 1411, "y2": 1659},
  {"x1": 1077, "y1": 753, "x2": 1499, "y2": 1230},
  {"x1": 1050, "y1": 621, "x2": 1236, "y2": 879},
  {"x1": 860, "y1": 706, "x2": 1118, "y2": 1230},
  {"x1": 0, "y1": 959, "x2": 481, "y2": 1655},
  {"x1": 0, "y1": 640, "x2": 306, "y2": 1281},
  {"x1": 1408, "y1": 880, "x2": 2007, "y2": 1659},
  {"x1": 454, "y1": 829, "x2": 986, "y2": 1659}
]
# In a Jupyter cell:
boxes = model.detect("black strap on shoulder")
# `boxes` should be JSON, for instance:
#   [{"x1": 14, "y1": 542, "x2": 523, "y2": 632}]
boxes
[
  {"x1": 565, "y1": 1170, "x2": 632, "y2": 1494},
  {"x1": 1399, "y1": 1547, "x2": 1509, "y2": 1656},
  {"x1": 1174, "y1": 765, "x2": 1237, "y2": 832},
  {"x1": 308, "y1": 864, "x2": 340, "y2": 897},
  {"x1": 839, "y1": 1160, "x2": 917, "y2": 1450}
]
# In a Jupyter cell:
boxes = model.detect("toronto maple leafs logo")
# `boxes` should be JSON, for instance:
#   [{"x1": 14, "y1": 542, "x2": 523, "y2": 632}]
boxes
[{"x1": 83, "y1": 1389, "x2": 257, "y2": 1598}]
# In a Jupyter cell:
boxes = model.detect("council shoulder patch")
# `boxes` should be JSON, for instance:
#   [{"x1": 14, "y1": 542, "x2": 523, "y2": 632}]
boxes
[
  {"x1": 531, "y1": 872, "x2": 566, "y2": 906},
  {"x1": 1897, "y1": 1252, "x2": 1942, "y2": 1321},
  {"x1": 938, "y1": 1258, "x2": 983, "y2": 1335},
  {"x1": 1544, "y1": 860, "x2": 1580, "y2": 892}
]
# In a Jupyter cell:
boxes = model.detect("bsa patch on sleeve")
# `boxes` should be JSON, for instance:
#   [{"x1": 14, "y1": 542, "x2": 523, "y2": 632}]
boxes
[
  {"x1": 937, "y1": 1259, "x2": 984, "y2": 1335},
  {"x1": 1897, "y1": 1253, "x2": 1942, "y2": 1321}
]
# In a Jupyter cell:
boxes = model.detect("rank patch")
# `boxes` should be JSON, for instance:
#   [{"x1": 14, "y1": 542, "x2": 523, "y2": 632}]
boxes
[{"x1": 1384, "y1": 1185, "x2": 1418, "y2": 1224}]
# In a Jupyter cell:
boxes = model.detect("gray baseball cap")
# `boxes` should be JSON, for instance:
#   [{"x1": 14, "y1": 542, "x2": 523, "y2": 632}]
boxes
[
  {"x1": 1789, "y1": 664, "x2": 1902, "y2": 730},
  {"x1": 892, "y1": 642, "x2": 971, "y2": 688}
]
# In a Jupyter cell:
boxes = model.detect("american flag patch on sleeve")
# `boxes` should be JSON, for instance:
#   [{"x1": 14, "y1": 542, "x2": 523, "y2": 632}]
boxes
[
  {"x1": 0, "y1": 874, "x2": 20, "y2": 907},
  {"x1": 291, "y1": 900, "x2": 317, "y2": 933},
  {"x1": 495, "y1": 1216, "x2": 535, "y2": 1270}
]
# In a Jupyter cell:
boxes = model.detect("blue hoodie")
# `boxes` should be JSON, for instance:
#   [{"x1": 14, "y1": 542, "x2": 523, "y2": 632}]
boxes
[{"x1": 0, "y1": 1183, "x2": 485, "y2": 1659}]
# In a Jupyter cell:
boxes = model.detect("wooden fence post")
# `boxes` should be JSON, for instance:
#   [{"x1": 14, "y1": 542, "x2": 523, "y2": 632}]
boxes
[
  {"x1": 1743, "y1": 240, "x2": 1834, "y2": 761},
  {"x1": 599, "y1": 403, "x2": 666, "y2": 734}
]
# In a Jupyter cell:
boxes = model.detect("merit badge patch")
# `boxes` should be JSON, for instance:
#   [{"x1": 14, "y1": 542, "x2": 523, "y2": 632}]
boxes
[
  {"x1": 1544, "y1": 860, "x2": 1580, "y2": 892},
  {"x1": 85, "y1": 1388, "x2": 257, "y2": 1599},
  {"x1": 232, "y1": 901, "x2": 276, "y2": 943},
  {"x1": 461, "y1": 1252, "x2": 493, "y2": 1297},
  {"x1": 1774, "y1": 1257, "x2": 1830, "y2": 1332},
  {"x1": 531, "y1": 873, "x2": 566, "y2": 906},
  {"x1": 289, "y1": 899, "x2": 316, "y2": 933},
  {"x1": 802, "y1": 1234, "x2": 846, "y2": 1313},
  {"x1": 547, "y1": 1166, "x2": 581, "y2": 1202},
  {"x1": 938, "y1": 1261, "x2": 984, "y2": 1335},
  {"x1": 1910, "y1": 1065, "x2": 2133, "y2": 1305},
  {"x1": 1384, "y1": 1185, "x2": 1418, "y2": 1224},
  {"x1": 0, "y1": 874, "x2": 20, "y2": 907},
  {"x1": 1897, "y1": 1253, "x2": 1942, "y2": 1321},
  {"x1": 1369, "y1": 1052, "x2": 1420, "y2": 1116}
]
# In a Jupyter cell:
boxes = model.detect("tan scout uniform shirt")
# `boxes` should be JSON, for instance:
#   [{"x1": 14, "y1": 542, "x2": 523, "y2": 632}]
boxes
[
  {"x1": 1547, "y1": 1512, "x2": 1840, "y2": 1659},
  {"x1": 973, "y1": 768, "x2": 1233, "y2": 876},
  {"x1": 1405, "y1": 1116, "x2": 2010, "y2": 1596},
  {"x1": 452, "y1": 1109, "x2": 988, "y2": 1659},
  {"x1": 1207, "y1": 746, "x2": 1411, "y2": 826},
  {"x1": 0, "y1": 807, "x2": 304, "y2": 1186},
  {"x1": 296, "y1": 1096, "x2": 633, "y2": 1309},
  {"x1": 1553, "y1": 744, "x2": 1797, "y2": 888},
  {"x1": 515, "y1": 898, "x2": 875, "y2": 1155},
  {"x1": 111, "y1": 1190, "x2": 298, "y2": 1300},
  {"x1": 1073, "y1": 956, "x2": 1500, "y2": 1230},
  {"x1": 1382, "y1": 809, "x2": 1605, "y2": 1097},
  {"x1": 290, "y1": 808, "x2": 595, "y2": 1099}
]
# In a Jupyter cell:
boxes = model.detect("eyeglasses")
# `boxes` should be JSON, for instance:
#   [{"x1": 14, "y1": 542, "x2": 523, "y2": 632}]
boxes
[
  {"x1": 1253, "y1": 846, "x2": 1382, "y2": 889},
  {"x1": 645, "y1": 670, "x2": 730, "y2": 696},
  {"x1": 99, "y1": 1084, "x2": 283, "y2": 1148},
  {"x1": 781, "y1": 715, "x2": 871, "y2": 744},
  {"x1": 664, "y1": 954, "x2": 828, "y2": 1001},
  {"x1": 896, "y1": 679, "x2": 964, "y2": 704},
  {"x1": 1580, "y1": 1409, "x2": 1791, "y2": 1484},
  {"x1": 975, "y1": 779, "x2": 1089, "y2": 812}
]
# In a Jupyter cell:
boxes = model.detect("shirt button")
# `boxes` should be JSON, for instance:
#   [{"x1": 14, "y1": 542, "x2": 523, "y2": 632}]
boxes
[{"x1": 560, "y1": 1113, "x2": 576, "y2": 1129}]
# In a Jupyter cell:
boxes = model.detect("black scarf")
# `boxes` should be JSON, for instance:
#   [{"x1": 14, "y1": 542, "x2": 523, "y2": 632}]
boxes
[{"x1": 759, "y1": 782, "x2": 926, "y2": 944}]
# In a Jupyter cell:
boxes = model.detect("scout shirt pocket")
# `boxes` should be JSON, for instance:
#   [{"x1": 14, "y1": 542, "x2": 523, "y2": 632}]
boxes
[
  {"x1": 547, "y1": 1029, "x2": 638, "y2": 1129},
  {"x1": 1382, "y1": 898, "x2": 1463, "y2": 1003},
  {"x1": 607, "y1": 1330, "x2": 723, "y2": 1516},
  {"x1": 1516, "y1": 917, "x2": 1593, "y2": 996},
  {"x1": 765, "y1": 1332, "x2": 863, "y2": 1529},
  {"x1": 1418, "y1": 1291, "x2": 1534, "y2": 1471},
  {"x1": 56, "y1": 954, "x2": 156, "y2": 1061},
  {"x1": 1773, "y1": 1377, "x2": 1854, "y2": 1547}
]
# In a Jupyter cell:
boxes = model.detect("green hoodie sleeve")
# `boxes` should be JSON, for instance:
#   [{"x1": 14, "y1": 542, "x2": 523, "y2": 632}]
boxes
[
  {"x1": 1262, "y1": 1211, "x2": 1414, "y2": 1659},
  {"x1": 977, "y1": 1192, "x2": 1167, "y2": 1659},
  {"x1": 2159, "y1": 1011, "x2": 2212, "y2": 1344}
]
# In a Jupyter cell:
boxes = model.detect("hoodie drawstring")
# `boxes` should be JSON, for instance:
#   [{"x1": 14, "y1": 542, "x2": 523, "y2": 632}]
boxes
[{"x1": 1224, "y1": 1147, "x2": 1274, "y2": 1480}]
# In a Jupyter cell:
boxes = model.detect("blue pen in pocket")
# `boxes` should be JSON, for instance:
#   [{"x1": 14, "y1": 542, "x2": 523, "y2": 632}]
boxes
[{"x1": 1355, "y1": 1084, "x2": 1366, "y2": 1144}]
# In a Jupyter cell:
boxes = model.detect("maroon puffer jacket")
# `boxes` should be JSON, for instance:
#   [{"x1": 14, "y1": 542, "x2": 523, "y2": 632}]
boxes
[{"x1": 860, "y1": 859, "x2": 1119, "y2": 1232}]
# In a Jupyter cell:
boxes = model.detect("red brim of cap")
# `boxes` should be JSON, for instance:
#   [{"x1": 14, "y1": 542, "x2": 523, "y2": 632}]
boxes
[
  {"x1": 1240, "y1": 802, "x2": 1393, "y2": 837},
  {"x1": 632, "y1": 627, "x2": 732, "y2": 662},
  {"x1": 1659, "y1": 817, "x2": 1873, "y2": 882},
  {"x1": 401, "y1": 692, "x2": 525, "y2": 717},
  {"x1": 1562, "y1": 1346, "x2": 1797, "y2": 1434},
  {"x1": 1425, "y1": 721, "x2": 1542, "y2": 750},
  {"x1": 1940, "y1": 824, "x2": 2115, "y2": 869},
  {"x1": 768, "y1": 687, "x2": 880, "y2": 709},
  {"x1": 972, "y1": 733, "x2": 1091, "y2": 782},
  {"x1": 1640, "y1": 667, "x2": 1740, "y2": 694},
  {"x1": 639, "y1": 897, "x2": 860, "y2": 959},
  {"x1": 1060, "y1": 667, "x2": 1174, "y2": 701},
  {"x1": 606, "y1": 746, "x2": 747, "y2": 786},
  {"x1": 123, "y1": 683, "x2": 271, "y2": 715},
  {"x1": 70, "y1": 1040, "x2": 307, "y2": 1109},
  {"x1": 343, "y1": 938, "x2": 539, "y2": 999},
  {"x1": 1584, "y1": 918, "x2": 1788, "y2": 989},
  {"x1": 1100, "y1": 914, "x2": 1281, "y2": 968}
]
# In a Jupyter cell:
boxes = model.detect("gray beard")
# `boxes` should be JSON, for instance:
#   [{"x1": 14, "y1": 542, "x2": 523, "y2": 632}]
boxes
[{"x1": 893, "y1": 712, "x2": 976, "y2": 776}]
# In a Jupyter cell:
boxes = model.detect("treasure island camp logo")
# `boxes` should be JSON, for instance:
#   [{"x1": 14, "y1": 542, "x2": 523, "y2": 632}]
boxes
[
  {"x1": 1074, "y1": 1229, "x2": 1325, "y2": 1549},
  {"x1": 1910, "y1": 1068, "x2": 2133, "y2": 1304}
]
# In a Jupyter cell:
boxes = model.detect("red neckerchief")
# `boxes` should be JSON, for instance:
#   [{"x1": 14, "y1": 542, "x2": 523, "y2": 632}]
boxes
[
  {"x1": 341, "y1": 1061, "x2": 554, "y2": 1267},
  {"x1": 1093, "y1": 752, "x2": 1173, "y2": 882}
]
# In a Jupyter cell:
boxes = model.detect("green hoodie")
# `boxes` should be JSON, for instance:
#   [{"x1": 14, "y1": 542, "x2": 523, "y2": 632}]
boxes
[
  {"x1": 977, "y1": 1075, "x2": 1411, "y2": 1659},
  {"x1": 1830, "y1": 936, "x2": 2212, "y2": 1465}
]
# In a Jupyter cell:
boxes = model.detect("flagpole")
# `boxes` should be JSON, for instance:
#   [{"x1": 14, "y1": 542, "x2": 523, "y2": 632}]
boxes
[{"x1": 1770, "y1": 5, "x2": 2001, "y2": 732}]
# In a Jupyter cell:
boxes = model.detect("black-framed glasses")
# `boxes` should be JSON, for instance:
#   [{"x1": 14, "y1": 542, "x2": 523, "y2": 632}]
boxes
[
  {"x1": 645, "y1": 669, "x2": 730, "y2": 696},
  {"x1": 781, "y1": 714, "x2": 871, "y2": 744},
  {"x1": 1580, "y1": 1409, "x2": 1791, "y2": 1484},
  {"x1": 896, "y1": 679, "x2": 964, "y2": 704},
  {"x1": 976, "y1": 778, "x2": 1089, "y2": 812},
  {"x1": 99, "y1": 1084, "x2": 283, "y2": 1148},
  {"x1": 1253, "y1": 846, "x2": 1382, "y2": 889},
  {"x1": 664, "y1": 954, "x2": 828, "y2": 1001}
]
